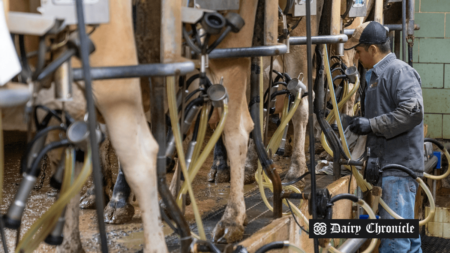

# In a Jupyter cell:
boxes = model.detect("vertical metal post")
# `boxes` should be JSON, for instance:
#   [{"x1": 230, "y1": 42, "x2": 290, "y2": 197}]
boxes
[
  {"x1": 402, "y1": 0, "x2": 407, "y2": 62},
  {"x1": 394, "y1": 30, "x2": 401, "y2": 58},
  {"x1": 407, "y1": 0, "x2": 415, "y2": 36},
  {"x1": 74, "y1": 1, "x2": 108, "y2": 252},
  {"x1": 306, "y1": 1, "x2": 318, "y2": 253},
  {"x1": 389, "y1": 31, "x2": 395, "y2": 52}
]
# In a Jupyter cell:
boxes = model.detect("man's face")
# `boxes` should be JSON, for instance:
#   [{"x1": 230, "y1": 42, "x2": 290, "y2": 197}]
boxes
[{"x1": 355, "y1": 45, "x2": 375, "y2": 69}]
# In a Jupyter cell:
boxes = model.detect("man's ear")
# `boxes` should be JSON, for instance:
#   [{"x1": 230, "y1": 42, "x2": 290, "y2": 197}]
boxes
[{"x1": 369, "y1": 45, "x2": 378, "y2": 55}]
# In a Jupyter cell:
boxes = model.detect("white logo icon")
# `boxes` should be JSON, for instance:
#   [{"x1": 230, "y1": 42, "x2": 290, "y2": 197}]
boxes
[{"x1": 314, "y1": 222, "x2": 327, "y2": 235}]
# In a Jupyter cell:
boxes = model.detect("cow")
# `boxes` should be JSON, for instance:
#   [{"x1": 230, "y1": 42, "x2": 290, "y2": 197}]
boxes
[{"x1": 4, "y1": 0, "x2": 168, "y2": 252}]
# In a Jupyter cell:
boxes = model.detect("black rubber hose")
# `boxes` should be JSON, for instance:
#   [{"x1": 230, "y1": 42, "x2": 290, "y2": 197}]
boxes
[
  {"x1": 331, "y1": 68, "x2": 345, "y2": 75},
  {"x1": 282, "y1": 172, "x2": 310, "y2": 186},
  {"x1": 272, "y1": 70, "x2": 285, "y2": 81},
  {"x1": 408, "y1": 43, "x2": 413, "y2": 67},
  {"x1": 255, "y1": 241, "x2": 287, "y2": 253},
  {"x1": 330, "y1": 193, "x2": 359, "y2": 204},
  {"x1": 18, "y1": 35, "x2": 31, "y2": 82},
  {"x1": 159, "y1": 207, "x2": 179, "y2": 235},
  {"x1": 74, "y1": 1, "x2": 108, "y2": 252},
  {"x1": 183, "y1": 25, "x2": 202, "y2": 54},
  {"x1": 381, "y1": 164, "x2": 417, "y2": 179},
  {"x1": 20, "y1": 125, "x2": 67, "y2": 174},
  {"x1": 206, "y1": 26, "x2": 232, "y2": 54},
  {"x1": 283, "y1": 73, "x2": 292, "y2": 82},
  {"x1": 424, "y1": 138, "x2": 445, "y2": 150},
  {"x1": 27, "y1": 139, "x2": 70, "y2": 177},
  {"x1": 283, "y1": 0, "x2": 295, "y2": 15},
  {"x1": 34, "y1": 105, "x2": 62, "y2": 130},
  {"x1": 341, "y1": 0, "x2": 353, "y2": 19},
  {"x1": 332, "y1": 74, "x2": 347, "y2": 85},
  {"x1": 36, "y1": 49, "x2": 76, "y2": 82},
  {"x1": 183, "y1": 97, "x2": 204, "y2": 118}
]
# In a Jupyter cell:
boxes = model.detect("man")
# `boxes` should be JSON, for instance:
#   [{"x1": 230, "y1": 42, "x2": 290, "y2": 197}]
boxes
[{"x1": 346, "y1": 21, "x2": 424, "y2": 253}]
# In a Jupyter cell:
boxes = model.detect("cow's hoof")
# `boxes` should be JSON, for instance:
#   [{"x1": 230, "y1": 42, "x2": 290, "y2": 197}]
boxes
[
  {"x1": 80, "y1": 188, "x2": 96, "y2": 209},
  {"x1": 244, "y1": 166, "x2": 256, "y2": 185},
  {"x1": 207, "y1": 167, "x2": 217, "y2": 182},
  {"x1": 104, "y1": 201, "x2": 135, "y2": 224},
  {"x1": 214, "y1": 166, "x2": 230, "y2": 183},
  {"x1": 212, "y1": 220, "x2": 245, "y2": 244},
  {"x1": 208, "y1": 160, "x2": 230, "y2": 183}
]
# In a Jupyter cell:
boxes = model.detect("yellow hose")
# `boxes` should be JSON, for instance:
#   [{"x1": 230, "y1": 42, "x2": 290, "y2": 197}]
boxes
[
  {"x1": 27, "y1": 148, "x2": 75, "y2": 251},
  {"x1": 255, "y1": 91, "x2": 310, "y2": 226},
  {"x1": 323, "y1": 46, "x2": 371, "y2": 192},
  {"x1": 16, "y1": 147, "x2": 90, "y2": 253},
  {"x1": 167, "y1": 76, "x2": 207, "y2": 240},
  {"x1": 423, "y1": 148, "x2": 450, "y2": 180},
  {"x1": 191, "y1": 104, "x2": 210, "y2": 164},
  {"x1": 176, "y1": 103, "x2": 227, "y2": 204},
  {"x1": 379, "y1": 178, "x2": 435, "y2": 226},
  {"x1": 359, "y1": 200, "x2": 378, "y2": 253}
]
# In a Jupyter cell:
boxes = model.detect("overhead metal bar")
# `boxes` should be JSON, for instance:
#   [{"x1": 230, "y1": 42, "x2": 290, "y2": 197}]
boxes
[
  {"x1": 344, "y1": 24, "x2": 420, "y2": 36},
  {"x1": 208, "y1": 44, "x2": 287, "y2": 59},
  {"x1": 289, "y1": 34, "x2": 348, "y2": 45},
  {"x1": 72, "y1": 62, "x2": 195, "y2": 81}
]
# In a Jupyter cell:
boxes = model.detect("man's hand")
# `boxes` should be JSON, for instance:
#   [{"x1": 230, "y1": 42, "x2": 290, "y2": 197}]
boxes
[{"x1": 349, "y1": 117, "x2": 372, "y2": 135}]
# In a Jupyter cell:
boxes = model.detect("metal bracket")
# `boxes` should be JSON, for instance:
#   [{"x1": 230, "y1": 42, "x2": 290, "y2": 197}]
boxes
[
  {"x1": 37, "y1": 0, "x2": 109, "y2": 25},
  {"x1": 290, "y1": 0, "x2": 317, "y2": 17},
  {"x1": 181, "y1": 7, "x2": 213, "y2": 24},
  {"x1": 349, "y1": 0, "x2": 367, "y2": 18},
  {"x1": 193, "y1": 0, "x2": 239, "y2": 11},
  {"x1": 8, "y1": 12, "x2": 60, "y2": 35},
  {"x1": 208, "y1": 44, "x2": 287, "y2": 59}
]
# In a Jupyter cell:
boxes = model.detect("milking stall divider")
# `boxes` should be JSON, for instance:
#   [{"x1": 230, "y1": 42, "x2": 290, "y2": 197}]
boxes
[{"x1": 0, "y1": 0, "x2": 447, "y2": 252}]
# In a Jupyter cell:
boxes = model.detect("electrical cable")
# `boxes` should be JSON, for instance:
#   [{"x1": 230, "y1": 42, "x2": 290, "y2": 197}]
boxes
[{"x1": 286, "y1": 200, "x2": 308, "y2": 234}]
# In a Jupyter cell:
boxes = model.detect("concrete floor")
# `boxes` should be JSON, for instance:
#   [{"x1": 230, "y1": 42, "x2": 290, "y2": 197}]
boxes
[{"x1": 0, "y1": 130, "x2": 305, "y2": 253}]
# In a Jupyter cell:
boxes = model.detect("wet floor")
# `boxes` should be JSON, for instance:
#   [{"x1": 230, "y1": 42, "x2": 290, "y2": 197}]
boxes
[{"x1": 0, "y1": 127, "x2": 307, "y2": 253}]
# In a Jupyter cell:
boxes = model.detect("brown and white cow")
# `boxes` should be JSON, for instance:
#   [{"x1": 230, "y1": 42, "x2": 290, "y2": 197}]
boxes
[{"x1": 5, "y1": 0, "x2": 167, "y2": 252}]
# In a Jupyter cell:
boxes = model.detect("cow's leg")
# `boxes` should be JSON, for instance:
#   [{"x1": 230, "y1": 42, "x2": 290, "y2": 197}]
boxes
[
  {"x1": 57, "y1": 161, "x2": 84, "y2": 253},
  {"x1": 207, "y1": 136, "x2": 230, "y2": 183},
  {"x1": 95, "y1": 79, "x2": 167, "y2": 253},
  {"x1": 104, "y1": 165, "x2": 135, "y2": 223},
  {"x1": 284, "y1": 98, "x2": 309, "y2": 185},
  {"x1": 211, "y1": 59, "x2": 253, "y2": 244},
  {"x1": 80, "y1": 138, "x2": 113, "y2": 209},
  {"x1": 243, "y1": 138, "x2": 258, "y2": 184}
]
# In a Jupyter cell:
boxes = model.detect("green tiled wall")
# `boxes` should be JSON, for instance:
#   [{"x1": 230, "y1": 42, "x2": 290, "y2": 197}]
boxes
[{"x1": 414, "y1": 0, "x2": 450, "y2": 138}]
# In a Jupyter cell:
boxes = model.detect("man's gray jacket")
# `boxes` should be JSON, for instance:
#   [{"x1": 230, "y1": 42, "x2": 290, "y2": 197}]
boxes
[{"x1": 365, "y1": 53, "x2": 424, "y2": 178}]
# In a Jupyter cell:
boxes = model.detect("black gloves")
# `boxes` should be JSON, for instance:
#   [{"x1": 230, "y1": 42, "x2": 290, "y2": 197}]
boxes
[{"x1": 349, "y1": 117, "x2": 372, "y2": 135}]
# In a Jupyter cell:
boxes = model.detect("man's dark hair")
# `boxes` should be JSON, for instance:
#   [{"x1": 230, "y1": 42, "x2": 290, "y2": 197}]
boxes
[{"x1": 359, "y1": 38, "x2": 391, "y2": 54}]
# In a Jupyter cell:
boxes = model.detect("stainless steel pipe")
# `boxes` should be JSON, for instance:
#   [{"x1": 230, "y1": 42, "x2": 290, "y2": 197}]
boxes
[
  {"x1": 344, "y1": 24, "x2": 420, "y2": 36},
  {"x1": 73, "y1": 61, "x2": 196, "y2": 81},
  {"x1": 337, "y1": 238, "x2": 368, "y2": 253},
  {"x1": 289, "y1": 34, "x2": 348, "y2": 45},
  {"x1": 209, "y1": 44, "x2": 287, "y2": 59}
]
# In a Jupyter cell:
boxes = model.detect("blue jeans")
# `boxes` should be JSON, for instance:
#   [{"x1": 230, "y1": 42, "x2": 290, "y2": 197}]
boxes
[{"x1": 378, "y1": 176, "x2": 422, "y2": 253}]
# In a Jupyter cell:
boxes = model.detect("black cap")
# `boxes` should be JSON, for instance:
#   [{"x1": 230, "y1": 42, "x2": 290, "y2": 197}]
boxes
[{"x1": 345, "y1": 21, "x2": 389, "y2": 50}]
